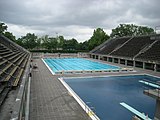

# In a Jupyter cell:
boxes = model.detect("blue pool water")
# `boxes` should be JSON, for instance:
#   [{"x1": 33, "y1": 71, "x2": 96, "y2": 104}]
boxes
[
  {"x1": 43, "y1": 58, "x2": 120, "y2": 73},
  {"x1": 64, "y1": 75, "x2": 160, "y2": 120}
]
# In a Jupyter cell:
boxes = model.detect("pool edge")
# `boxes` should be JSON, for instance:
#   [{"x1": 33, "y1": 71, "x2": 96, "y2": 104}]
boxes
[
  {"x1": 59, "y1": 77, "x2": 100, "y2": 120},
  {"x1": 42, "y1": 58, "x2": 55, "y2": 75}
]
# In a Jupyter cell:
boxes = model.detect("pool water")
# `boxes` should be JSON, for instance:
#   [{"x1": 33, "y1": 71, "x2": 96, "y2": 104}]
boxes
[
  {"x1": 64, "y1": 75, "x2": 159, "y2": 120},
  {"x1": 43, "y1": 58, "x2": 120, "y2": 73}
]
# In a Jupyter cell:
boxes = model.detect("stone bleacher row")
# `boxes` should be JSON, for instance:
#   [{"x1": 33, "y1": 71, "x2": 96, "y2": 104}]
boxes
[
  {"x1": 92, "y1": 34, "x2": 160, "y2": 63},
  {"x1": 93, "y1": 37, "x2": 131, "y2": 55},
  {"x1": 111, "y1": 36, "x2": 155, "y2": 58},
  {"x1": 0, "y1": 35, "x2": 30, "y2": 107},
  {"x1": 136, "y1": 40, "x2": 160, "y2": 62}
]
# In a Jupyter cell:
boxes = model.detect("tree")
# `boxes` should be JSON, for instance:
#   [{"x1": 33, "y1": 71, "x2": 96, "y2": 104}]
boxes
[
  {"x1": 41, "y1": 35, "x2": 50, "y2": 49},
  {"x1": 64, "y1": 38, "x2": 78, "y2": 50},
  {"x1": 0, "y1": 22, "x2": 16, "y2": 42},
  {"x1": 16, "y1": 38, "x2": 24, "y2": 47},
  {"x1": 69, "y1": 38, "x2": 78, "y2": 50},
  {"x1": 4, "y1": 32, "x2": 16, "y2": 42},
  {"x1": 42, "y1": 35, "x2": 58, "y2": 51},
  {"x1": 110, "y1": 24, "x2": 155, "y2": 38},
  {"x1": 0, "y1": 22, "x2": 7, "y2": 34},
  {"x1": 88, "y1": 28, "x2": 109, "y2": 50},
  {"x1": 57, "y1": 35, "x2": 65, "y2": 50},
  {"x1": 79, "y1": 41, "x2": 89, "y2": 51},
  {"x1": 19, "y1": 33, "x2": 37, "y2": 49},
  {"x1": 49, "y1": 37, "x2": 58, "y2": 51},
  {"x1": 137, "y1": 26, "x2": 155, "y2": 35},
  {"x1": 36, "y1": 38, "x2": 42, "y2": 49}
]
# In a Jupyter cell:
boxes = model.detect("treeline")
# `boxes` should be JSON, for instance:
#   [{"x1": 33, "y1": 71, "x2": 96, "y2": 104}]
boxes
[{"x1": 0, "y1": 23, "x2": 155, "y2": 52}]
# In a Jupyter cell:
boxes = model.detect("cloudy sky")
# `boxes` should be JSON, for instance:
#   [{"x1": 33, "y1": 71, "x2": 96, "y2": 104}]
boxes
[{"x1": 0, "y1": 0, "x2": 160, "y2": 42}]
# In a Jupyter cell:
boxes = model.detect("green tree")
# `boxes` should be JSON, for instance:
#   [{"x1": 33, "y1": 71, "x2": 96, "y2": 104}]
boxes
[
  {"x1": 137, "y1": 26, "x2": 155, "y2": 35},
  {"x1": 88, "y1": 28, "x2": 109, "y2": 50},
  {"x1": 64, "y1": 38, "x2": 78, "y2": 50},
  {"x1": 79, "y1": 41, "x2": 89, "y2": 51},
  {"x1": 4, "y1": 31, "x2": 16, "y2": 42},
  {"x1": 0, "y1": 22, "x2": 7, "y2": 34},
  {"x1": 16, "y1": 38, "x2": 24, "y2": 47},
  {"x1": 57, "y1": 35, "x2": 65, "y2": 50},
  {"x1": 41, "y1": 35, "x2": 50, "y2": 49},
  {"x1": 19, "y1": 33, "x2": 37, "y2": 49},
  {"x1": 49, "y1": 37, "x2": 58, "y2": 51},
  {"x1": 0, "y1": 22, "x2": 16, "y2": 42},
  {"x1": 110, "y1": 24, "x2": 155, "y2": 38},
  {"x1": 70, "y1": 38, "x2": 78, "y2": 50},
  {"x1": 36, "y1": 37, "x2": 42, "y2": 49},
  {"x1": 42, "y1": 35, "x2": 58, "y2": 51}
]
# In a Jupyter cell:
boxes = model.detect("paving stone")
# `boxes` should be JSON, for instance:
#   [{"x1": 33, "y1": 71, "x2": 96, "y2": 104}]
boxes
[{"x1": 29, "y1": 59, "x2": 91, "y2": 120}]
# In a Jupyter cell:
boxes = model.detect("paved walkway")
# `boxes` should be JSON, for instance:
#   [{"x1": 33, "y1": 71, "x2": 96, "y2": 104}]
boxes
[
  {"x1": 29, "y1": 58, "x2": 160, "y2": 120},
  {"x1": 29, "y1": 59, "x2": 91, "y2": 120}
]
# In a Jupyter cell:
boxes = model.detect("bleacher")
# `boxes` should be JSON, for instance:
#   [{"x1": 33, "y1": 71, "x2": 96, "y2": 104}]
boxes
[
  {"x1": 91, "y1": 34, "x2": 160, "y2": 64},
  {"x1": 92, "y1": 37, "x2": 131, "y2": 54},
  {"x1": 0, "y1": 34, "x2": 30, "y2": 107},
  {"x1": 110, "y1": 36, "x2": 155, "y2": 58},
  {"x1": 136, "y1": 40, "x2": 160, "y2": 62}
]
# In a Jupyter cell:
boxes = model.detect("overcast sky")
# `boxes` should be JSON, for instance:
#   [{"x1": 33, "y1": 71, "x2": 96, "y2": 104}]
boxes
[{"x1": 0, "y1": 0, "x2": 160, "y2": 42}]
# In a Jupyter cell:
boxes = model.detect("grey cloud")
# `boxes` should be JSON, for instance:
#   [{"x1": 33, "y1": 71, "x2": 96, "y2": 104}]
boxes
[{"x1": 0, "y1": 0, "x2": 160, "y2": 42}]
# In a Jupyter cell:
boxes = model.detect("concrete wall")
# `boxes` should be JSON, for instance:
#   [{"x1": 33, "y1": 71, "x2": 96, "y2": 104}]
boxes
[{"x1": 89, "y1": 53, "x2": 160, "y2": 72}]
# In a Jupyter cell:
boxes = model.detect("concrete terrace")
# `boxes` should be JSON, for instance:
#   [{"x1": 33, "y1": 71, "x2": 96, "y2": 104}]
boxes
[
  {"x1": 29, "y1": 58, "x2": 92, "y2": 120},
  {"x1": 29, "y1": 58, "x2": 160, "y2": 120}
]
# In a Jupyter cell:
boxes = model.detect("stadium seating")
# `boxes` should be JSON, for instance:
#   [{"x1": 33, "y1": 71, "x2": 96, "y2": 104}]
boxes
[
  {"x1": 0, "y1": 35, "x2": 30, "y2": 107},
  {"x1": 136, "y1": 40, "x2": 160, "y2": 62},
  {"x1": 92, "y1": 37, "x2": 131, "y2": 54},
  {"x1": 110, "y1": 36, "x2": 155, "y2": 58},
  {"x1": 91, "y1": 34, "x2": 160, "y2": 64}
]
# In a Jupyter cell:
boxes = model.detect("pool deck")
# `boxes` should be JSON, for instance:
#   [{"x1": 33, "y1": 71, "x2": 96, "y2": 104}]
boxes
[
  {"x1": 29, "y1": 59, "x2": 92, "y2": 120},
  {"x1": 29, "y1": 58, "x2": 160, "y2": 120}
]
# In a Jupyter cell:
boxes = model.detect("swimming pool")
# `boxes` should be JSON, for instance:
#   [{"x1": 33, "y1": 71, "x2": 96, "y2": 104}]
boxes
[
  {"x1": 43, "y1": 58, "x2": 120, "y2": 74},
  {"x1": 61, "y1": 75, "x2": 160, "y2": 120}
]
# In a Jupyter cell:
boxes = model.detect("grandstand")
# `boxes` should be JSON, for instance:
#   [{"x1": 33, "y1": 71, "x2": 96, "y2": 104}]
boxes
[
  {"x1": 91, "y1": 36, "x2": 131, "y2": 55},
  {"x1": 0, "y1": 34, "x2": 31, "y2": 120},
  {"x1": 90, "y1": 34, "x2": 160, "y2": 72}
]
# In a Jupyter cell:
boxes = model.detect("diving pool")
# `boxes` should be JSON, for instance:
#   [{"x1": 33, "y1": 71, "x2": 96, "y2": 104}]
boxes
[
  {"x1": 62, "y1": 75, "x2": 160, "y2": 120},
  {"x1": 43, "y1": 58, "x2": 120, "y2": 74}
]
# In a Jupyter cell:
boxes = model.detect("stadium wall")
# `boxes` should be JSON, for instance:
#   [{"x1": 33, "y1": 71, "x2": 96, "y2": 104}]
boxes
[{"x1": 89, "y1": 53, "x2": 160, "y2": 72}]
